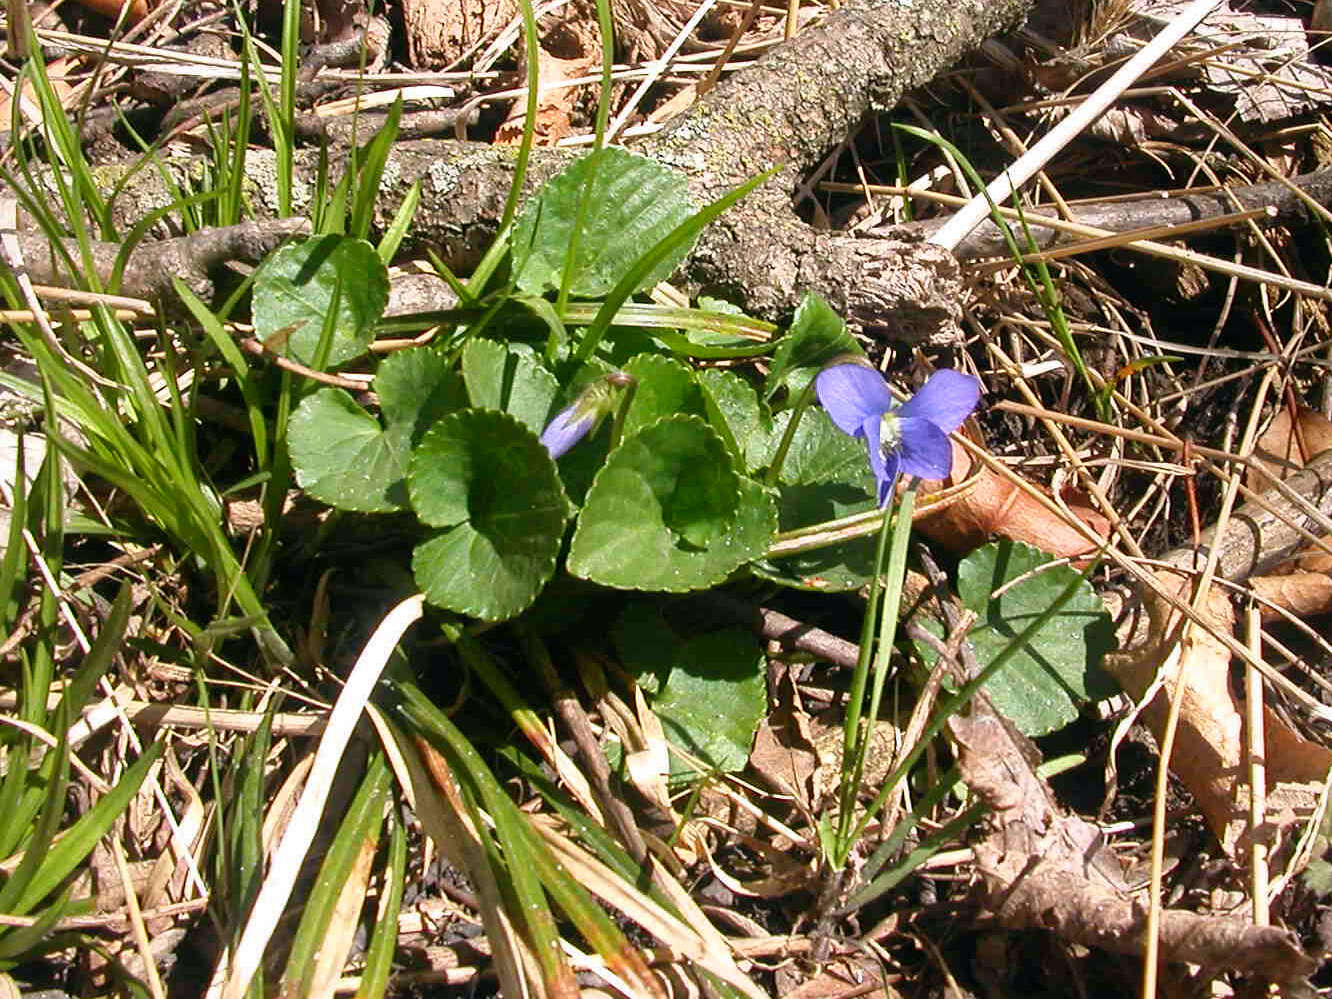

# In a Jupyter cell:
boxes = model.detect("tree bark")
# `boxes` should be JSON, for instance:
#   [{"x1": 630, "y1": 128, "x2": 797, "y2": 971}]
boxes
[{"x1": 56, "y1": 0, "x2": 1036, "y2": 340}]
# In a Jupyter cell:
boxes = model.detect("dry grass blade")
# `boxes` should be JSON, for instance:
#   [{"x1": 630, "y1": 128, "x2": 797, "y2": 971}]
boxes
[
  {"x1": 213, "y1": 594, "x2": 424, "y2": 999},
  {"x1": 532, "y1": 815, "x2": 768, "y2": 999},
  {"x1": 401, "y1": 736, "x2": 535, "y2": 999},
  {"x1": 112, "y1": 836, "x2": 166, "y2": 999},
  {"x1": 930, "y1": 0, "x2": 1227, "y2": 247},
  {"x1": 303, "y1": 819, "x2": 381, "y2": 998}
]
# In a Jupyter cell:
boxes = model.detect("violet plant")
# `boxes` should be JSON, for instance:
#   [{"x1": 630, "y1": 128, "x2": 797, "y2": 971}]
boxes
[
  {"x1": 539, "y1": 370, "x2": 635, "y2": 459},
  {"x1": 812, "y1": 361, "x2": 982, "y2": 867}
]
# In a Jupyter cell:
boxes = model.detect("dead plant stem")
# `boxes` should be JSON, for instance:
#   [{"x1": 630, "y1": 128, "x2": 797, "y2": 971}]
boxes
[
  {"x1": 1245, "y1": 603, "x2": 1270, "y2": 926},
  {"x1": 1143, "y1": 368, "x2": 1272, "y2": 999}
]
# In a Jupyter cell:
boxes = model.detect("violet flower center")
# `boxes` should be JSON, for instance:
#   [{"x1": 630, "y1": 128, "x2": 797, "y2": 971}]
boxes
[{"x1": 878, "y1": 410, "x2": 902, "y2": 454}]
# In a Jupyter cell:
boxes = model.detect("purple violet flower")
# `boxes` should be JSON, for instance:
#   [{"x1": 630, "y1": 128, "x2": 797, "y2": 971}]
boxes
[
  {"x1": 815, "y1": 363, "x2": 981, "y2": 506},
  {"x1": 539, "y1": 401, "x2": 600, "y2": 459},
  {"x1": 539, "y1": 371, "x2": 634, "y2": 459}
]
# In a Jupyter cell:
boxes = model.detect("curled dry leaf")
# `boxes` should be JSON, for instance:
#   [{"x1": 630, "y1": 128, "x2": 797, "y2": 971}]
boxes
[
  {"x1": 1105, "y1": 441, "x2": 1332, "y2": 851},
  {"x1": 496, "y1": 50, "x2": 596, "y2": 145},
  {"x1": 71, "y1": 0, "x2": 148, "y2": 23},
  {"x1": 1107, "y1": 571, "x2": 1332, "y2": 852},
  {"x1": 1246, "y1": 403, "x2": 1332, "y2": 616},
  {"x1": 747, "y1": 670, "x2": 821, "y2": 809},
  {"x1": 914, "y1": 439, "x2": 1110, "y2": 560},
  {"x1": 1249, "y1": 570, "x2": 1332, "y2": 619},
  {"x1": 1249, "y1": 402, "x2": 1332, "y2": 493}
]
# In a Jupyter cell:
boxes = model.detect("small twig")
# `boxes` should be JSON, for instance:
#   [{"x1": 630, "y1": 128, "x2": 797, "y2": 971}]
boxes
[
  {"x1": 1143, "y1": 370, "x2": 1271, "y2": 999},
  {"x1": 1245, "y1": 603, "x2": 1270, "y2": 927},
  {"x1": 551, "y1": 690, "x2": 650, "y2": 866},
  {"x1": 698, "y1": 0, "x2": 765, "y2": 94},
  {"x1": 929, "y1": 0, "x2": 1226, "y2": 249},
  {"x1": 236, "y1": 337, "x2": 371, "y2": 390},
  {"x1": 712, "y1": 593, "x2": 859, "y2": 669},
  {"x1": 113, "y1": 836, "x2": 167, "y2": 999}
]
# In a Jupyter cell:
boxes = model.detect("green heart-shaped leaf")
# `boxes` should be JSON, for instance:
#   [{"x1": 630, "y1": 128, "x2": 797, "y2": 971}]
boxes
[
  {"x1": 288, "y1": 390, "x2": 412, "y2": 512},
  {"x1": 409, "y1": 410, "x2": 570, "y2": 620},
  {"x1": 763, "y1": 293, "x2": 861, "y2": 400},
  {"x1": 955, "y1": 540, "x2": 1117, "y2": 736},
  {"x1": 568, "y1": 416, "x2": 775, "y2": 591},
  {"x1": 461, "y1": 339, "x2": 560, "y2": 435},
  {"x1": 512, "y1": 148, "x2": 696, "y2": 298},
  {"x1": 621, "y1": 354, "x2": 705, "y2": 438},
  {"x1": 253, "y1": 235, "x2": 388, "y2": 367},
  {"x1": 288, "y1": 346, "x2": 461, "y2": 512},
  {"x1": 653, "y1": 629, "x2": 765, "y2": 776}
]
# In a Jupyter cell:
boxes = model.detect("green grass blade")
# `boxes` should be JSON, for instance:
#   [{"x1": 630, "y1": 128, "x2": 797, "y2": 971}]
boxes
[
  {"x1": 12, "y1": 740, "x2": 163, "y2": 914},
  {"x1": 894, "y1": 123, "x2": 1098, "y2": 406},
  {"x1": 860, "y1": 765, "x2": 960, "y2": 883},
  {"x1": 282, "y1": 752, "x2": 390, "y2": 993},
  {"x1": 499, "y1": 0, "x2": 541, "y2": 232},
  {"x1": 0, "y1": 429, "x2": 30, "y2": 627},
  {"x1": 350, "y1": 95, "x2": 404, "y2": 240},
  {"x1": 0, "y1": 733, "x2": 40, "y2": 860},
  {"x1": 219, "y1": 708, "x2": 273, "y2": 932},
  {"x1": 355, "y1": 809, "x2": 406, "y2": 999},
  {"x1": 222, "y1": 56, "x2": 255, "y2": 226},
  {"x1": 392, "y1": 682, "x2": 578, "y2": 995},
  {"x1": 0, "y1": 886, "x2": 76, "y2": 961},
  {"x1": 317, "y1": 144, "x2": 352, "y2": 236},
  {"x1": 56, "y1": 583, "x2": 132, "y2": 718},
  {"x1": 378, "y1": 180, "x2": 420, "y2": 265},
  {"x1": 843, "y1": 802, "x2": 985, "y2": 911},
  {"x1": 175, "y1": 280, "x2": 270, "y2": 468},
  {"x1": 0, "y1": 711, "x2": 72, "y2": 915},
  {"x1": 21, "y1": 44, "x2": 110, "y2": 239},
  {"x1": 849, "y1": 564, "x2": 1097, "y2": 846},
  {"x1": 592, "y1": 0, "x2": 614, "y2": 146},
  {"x1": 425, "y1": 249, "x2": 476, "y2": 306},
  {"x1": 110, "y1": 190, "x2": 221, "y2": 292}
]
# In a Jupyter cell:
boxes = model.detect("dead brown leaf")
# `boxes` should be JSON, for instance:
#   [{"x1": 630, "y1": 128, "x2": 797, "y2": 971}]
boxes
[
  {"x1": 496, "y1": 49, "x2": 595, "y2": 146},
  {"x1": 747, "y1": 670, "x2": 821, "y2": 809},
  {"x1": 915, "y1": 440, "x2": 1110, "y2": 560},
  {"x1": 951, "y1": 694, "x2": 1317, "y2": 986},
  {"x1": 777, "y1": 955, "x2": 886, "y2": 999},
  {"x1": 71, "y1": 0, "x2": 147, "y2": 23},
  {"x1": 1250, "y1": 403, "x2": 1332, "y2": 492},
  {"x1": 1105, "y1": 572, "x2": 1332, "y2": 851},
  {"x1": 1242, "y1": 404, "x2": 1332, "y2": 616},
  {"x1": 1249, "y1": 570, "x2": 1332, "y2": 618}
]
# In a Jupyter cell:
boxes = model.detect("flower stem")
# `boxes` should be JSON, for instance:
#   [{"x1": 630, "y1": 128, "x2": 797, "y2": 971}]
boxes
[
  {"x1": 832, "y1": 484, "x2": 916, "y2": 865},
  {"x1": 764, "y1": 378, "x2": 817, "y2": 488}
]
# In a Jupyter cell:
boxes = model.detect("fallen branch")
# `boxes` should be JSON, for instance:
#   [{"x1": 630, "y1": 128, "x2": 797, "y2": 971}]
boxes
[
  {"x1": 20, "y1": 0, "x2": 1036, "y2": 341},
  {"x1": 950, "y1": 695, "x2": 1317, "y2": 986},
  {"x1": 886, "y1": 167, "x2": 1332, "y2": 261},
  {"x1": 5, "y1": 218, "x2": 310, "y2": 305}
]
